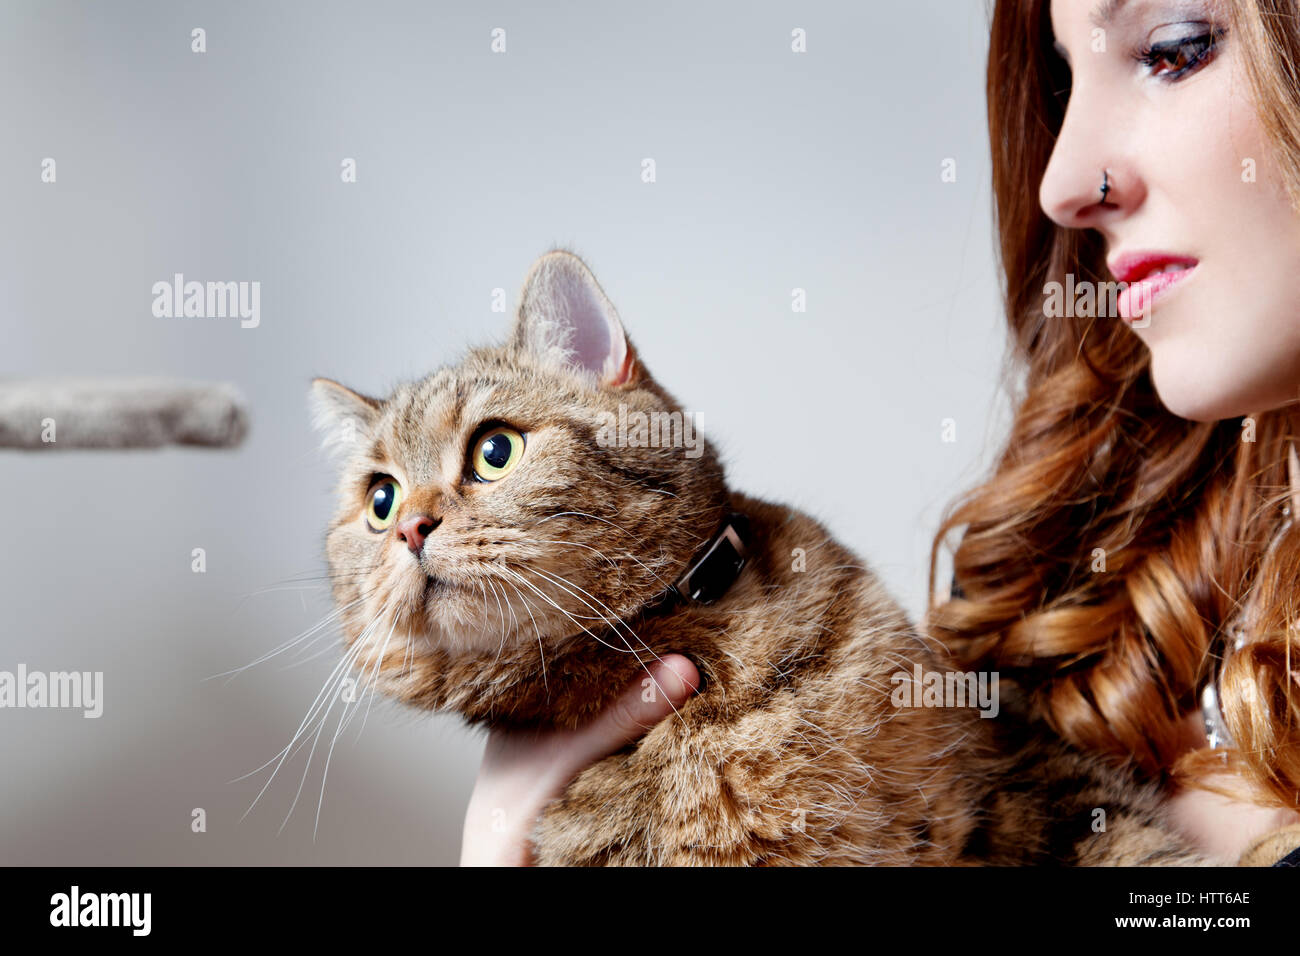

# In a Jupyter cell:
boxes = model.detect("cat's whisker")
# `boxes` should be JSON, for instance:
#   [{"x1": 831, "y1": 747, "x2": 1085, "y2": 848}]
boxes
[
  {"x1": 234, "y1": 629, "x2": 367, "y2": 797},
  {"x1": 237, "y1": 583, "x2": 333, "y2": 599},
  {"x1": 275, "y1": 613, "x2": 388, "y2": 835},
  {"x1": 233, "y1": 564, "x2": 387, "y2": 604},
  {"x1": 210, "y1": 587, "x2": 381, "y2": 683},
  {"x1": 239, "y1": 604, "x2": 386, "y2": 823},
  {"x1": 503, "y1": 564, "x2": 691, "y2": 728},
  {"x1": 496, "y1": 575, "x2": 549, "y2": 700},
  {"x1": 530, "y1": 538, "x2": 622, "y2": 571},
  {"x1": 473, "y1": 578, "x2": 500, "y2": 656},
  {"x1": 498, "y1": 566, "x2": 635, "y2": 656},
  {"x1": 498, "y1": 575, "x2": 522, "y2": 642},
  {"x1": 348, "y1": 615, "x2": 398, "y2": 741},
  {"x1": 274, "y1": 643, "x2": 347, "y2": 671},
  {"x1": 280, "y1": 624, "x2": 349, "y2": 665},
  {"x1": 528, "y1": 565, "x2": 659, "y2": 662},
  {"x1": 489, "y1": 567, "x2": 604, "y2": 623},
  {"x1": 531, "y1": 537, "x2": 675, "y2": 590},
  {"x1": 280, "y1": 588, "x2": 385, "y2": 666},
  {"x1": 533, "y1": 509, "x2": 711, "y2": 552},
  {"x1": 276, "y1": 626, "x2": 376, "y2": 769},
  {"x1": 210, "y1": 598, "x2": 358, "y2": 686},
  {"x1": 512, "y1": 564, "x2": 694, "y2": 727},
  {"x1": 209, "y1": 603, "x2": 355, "y2": 684},
  {"x1": 525, "y1": 564, "x2": 670, "y2": 684},
  {"x1": 318, "y1": 618, "x2": 399, "y2": 840},
  {"x1": 487, "y1": 575, "x2": 524, "y2": 665},
  {"x1": 485, "y1": 577, "x2": 509, "y2": 662},
  {"x1": 532, "y1": 510, "x2": 638, "y2": 537},
  {"x1": 276, "y1": 588, "x2": 387, "y2": 664},
  {"x1": 400, "y1": 617, "x2": 416, "y2": 679}
]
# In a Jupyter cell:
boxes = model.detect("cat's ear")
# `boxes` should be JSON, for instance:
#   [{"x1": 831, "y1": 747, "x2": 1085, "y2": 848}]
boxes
[
  {"x1": 309, "y1": 377, "x2": 381, "y2": 453},
  {"x1": 510, "y1": 251, "x2": 641, "y2": 387}
]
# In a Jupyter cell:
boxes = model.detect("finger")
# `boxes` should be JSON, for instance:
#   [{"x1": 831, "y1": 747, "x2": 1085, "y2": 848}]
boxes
[
  {"x1": 460, "y1": 799, "x2": 536, "y2": 867},
  {"x1": 565, "y1": 654, "x2": 701, "y2": 769},
  {"x1": 471, "y1": 655, "x2": 699, "y2": 792},
  {"x1": 463, "y1": 655, "x2": 702, "y2": 864}
]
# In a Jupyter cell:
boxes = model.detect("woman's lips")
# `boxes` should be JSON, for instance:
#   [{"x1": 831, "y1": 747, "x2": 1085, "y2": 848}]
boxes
[{"x1": 1108, "y1": 252, "x2": 1199, "y2": 321}]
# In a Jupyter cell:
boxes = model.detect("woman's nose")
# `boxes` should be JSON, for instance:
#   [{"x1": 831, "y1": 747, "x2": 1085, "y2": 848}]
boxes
[{"x1": 1038, "y1": 87, "x2": 1143, "y2": 230}]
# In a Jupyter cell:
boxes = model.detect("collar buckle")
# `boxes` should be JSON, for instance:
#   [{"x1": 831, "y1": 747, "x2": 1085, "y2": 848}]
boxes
[{"x1": 673, "y1": 513, "x2": 750, "y2": 604}]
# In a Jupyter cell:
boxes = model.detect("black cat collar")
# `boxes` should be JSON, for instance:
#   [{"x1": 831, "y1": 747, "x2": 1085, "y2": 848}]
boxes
[{"x1": 669, "y1": 512, "x2": 750, "y2": 605}]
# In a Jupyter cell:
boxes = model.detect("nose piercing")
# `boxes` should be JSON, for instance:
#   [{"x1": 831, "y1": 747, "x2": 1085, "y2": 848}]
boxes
[{"x1": 1099, "y1": 168, "x2": 1111, "y2": 202}]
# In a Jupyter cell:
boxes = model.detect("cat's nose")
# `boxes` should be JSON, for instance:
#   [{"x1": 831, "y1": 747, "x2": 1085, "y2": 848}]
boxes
[{"x1": 395, "y1": 513, "x2": 440, "y2": 555}]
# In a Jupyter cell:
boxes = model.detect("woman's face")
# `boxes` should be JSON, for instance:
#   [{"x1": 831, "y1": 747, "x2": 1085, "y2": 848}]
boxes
[{"x1": 1041, "y1": 0, "x2": 1300, "y2": 422}]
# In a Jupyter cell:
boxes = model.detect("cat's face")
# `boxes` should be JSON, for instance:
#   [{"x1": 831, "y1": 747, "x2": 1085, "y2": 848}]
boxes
[{"x1": 311, "y1": 252, "x2": 727, "y2": 688}]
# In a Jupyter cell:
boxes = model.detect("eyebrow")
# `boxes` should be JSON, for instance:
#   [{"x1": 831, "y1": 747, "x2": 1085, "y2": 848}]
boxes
[
  {"x1": 1054, "y1": 0, "x2": 1133, "y2": 63},
  {"x1": 1090, "y1": 0, "x2": 1131, "y2": 27}
]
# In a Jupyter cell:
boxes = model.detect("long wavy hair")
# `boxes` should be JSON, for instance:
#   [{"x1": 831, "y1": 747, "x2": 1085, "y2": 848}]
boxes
[{"x1": 925, "y1": 0, "x2": 1300, "y2": 808}]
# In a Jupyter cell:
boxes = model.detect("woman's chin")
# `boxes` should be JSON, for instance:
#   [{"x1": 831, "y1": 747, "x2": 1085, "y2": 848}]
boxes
[{"x1": 1148, "y1": 354, "x2": 1255, "y2": 424}]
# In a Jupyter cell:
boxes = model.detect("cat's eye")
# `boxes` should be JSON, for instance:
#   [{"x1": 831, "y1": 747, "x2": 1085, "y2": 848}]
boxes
[
  {"x1": 365, "y1": 478, "x2": 404, "y2": 531},
  {"x1": 472, "y1": 427, "x2": 525, "y2": 482}
]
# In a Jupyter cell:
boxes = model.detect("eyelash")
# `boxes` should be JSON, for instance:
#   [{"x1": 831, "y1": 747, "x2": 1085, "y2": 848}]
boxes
[{"x1": 1134, "y1": 27, "x2": 1224, "y2": 81}]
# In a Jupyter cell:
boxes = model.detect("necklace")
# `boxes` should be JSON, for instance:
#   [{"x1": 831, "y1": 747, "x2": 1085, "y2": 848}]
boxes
[{"x1": 1201, "y1": 439, "x2": 1300, "y2": 749}]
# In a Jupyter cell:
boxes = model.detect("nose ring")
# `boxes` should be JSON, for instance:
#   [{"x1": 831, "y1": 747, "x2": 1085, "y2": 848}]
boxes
[{"x1": 1099, "y1": 168, "x2": 1111, "y2": 202}]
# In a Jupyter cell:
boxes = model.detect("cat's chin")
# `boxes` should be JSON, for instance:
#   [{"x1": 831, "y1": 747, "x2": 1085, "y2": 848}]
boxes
[
  {"x1": 362, "y1": 571, "x2": 521, "y2": 657},
  {"x1": 387, "y1": 599, "x2": 532, "y2": 659},
  {"x1": 410, "y1": 620, "x2": 514, "y2": 657},
  {"x1": 354, "y1": 565, "x2": 599, "y2": 662}
]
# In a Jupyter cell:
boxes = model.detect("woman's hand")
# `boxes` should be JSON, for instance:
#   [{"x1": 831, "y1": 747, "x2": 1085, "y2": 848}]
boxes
[
  {"x1": 1165, "y1": 774, "x2": 1300, "y2": 864},
  {"x1": 1165, "y1": 715, "x2": 1300, "y2": 863},
  {"x1": 459, "y1": 654, "x2": 701, "y2": 866}
]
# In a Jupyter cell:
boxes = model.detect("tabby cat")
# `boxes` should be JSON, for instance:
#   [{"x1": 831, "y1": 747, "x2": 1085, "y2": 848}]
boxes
[{"x1": 310, "y1": 250, "x2": 1205, "y2": 865}]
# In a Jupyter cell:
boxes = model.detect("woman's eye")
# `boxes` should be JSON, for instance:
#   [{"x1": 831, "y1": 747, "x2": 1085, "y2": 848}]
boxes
[
  {"x1": 366, "y1": 479, "x2": 403, "y2": 531},
  {"x1": 1138, "y1": 31, "x2": 1218, "y2": 80},
  {"x1": 472, "y1": 427, "x2": 525, "y2": 482}
]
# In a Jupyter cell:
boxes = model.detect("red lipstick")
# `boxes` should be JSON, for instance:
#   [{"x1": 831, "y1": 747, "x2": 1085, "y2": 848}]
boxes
[{"x1": 1107, "y1": 251, "x2": 1199, "y2": 321}]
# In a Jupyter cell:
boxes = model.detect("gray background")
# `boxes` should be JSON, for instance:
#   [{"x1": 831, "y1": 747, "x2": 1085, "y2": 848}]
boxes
[{"x1": 0, "y1": 0, "x2": 1007, "y2": 864}]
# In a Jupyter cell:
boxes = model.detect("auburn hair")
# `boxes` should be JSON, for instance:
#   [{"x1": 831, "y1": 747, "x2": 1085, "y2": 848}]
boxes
[{"x1": 925, "y1": 0, "x2": 1300, "y2": 808}]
